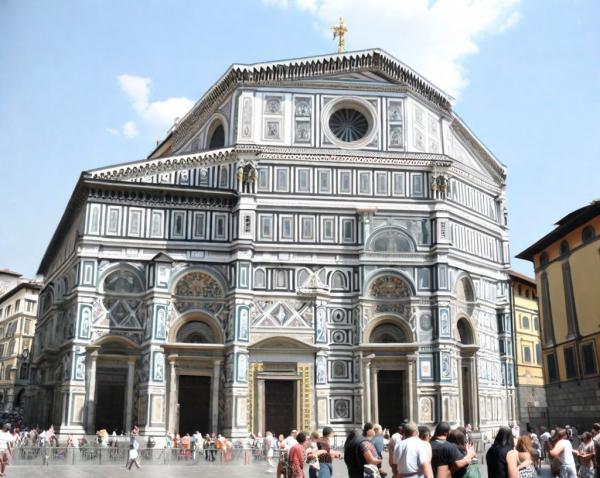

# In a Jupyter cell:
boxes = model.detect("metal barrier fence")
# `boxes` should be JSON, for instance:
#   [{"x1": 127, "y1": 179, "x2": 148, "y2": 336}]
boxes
[{"x1": 9, "y1": 446, "x2": 285, "y2": 466}]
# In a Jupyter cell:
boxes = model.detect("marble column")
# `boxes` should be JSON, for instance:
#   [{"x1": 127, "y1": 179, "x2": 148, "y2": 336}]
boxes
[
  {"x1": 256, "y1": 379, "x2": 265, "y2": 434},
  {"x1": 85, "y1": 350, "x2": 98, "y2": 433},
  {"x1": 363, "y1": 360, "x2": 371, "y2": 422},
  {"x1": 167, "y1": 355, "x2": 178, "y2": 433},
  {"x1": 371, "y1": 366, "x2": 379, "y2": 423},
  {"x1": 125, "y1": 357, "x2": 136, "y2": 433},
  {"x1": 211, "y1": 360, "x2": 222, "y2": 433},
  {"x1": 407, "y1": 355, "x2": 417, "y2": 422}
]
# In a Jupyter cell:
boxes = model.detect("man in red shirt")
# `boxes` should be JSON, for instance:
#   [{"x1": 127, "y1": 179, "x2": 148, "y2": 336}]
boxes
[{"x1": 288, "y1": 431, "x2": 311, "y2": 478}]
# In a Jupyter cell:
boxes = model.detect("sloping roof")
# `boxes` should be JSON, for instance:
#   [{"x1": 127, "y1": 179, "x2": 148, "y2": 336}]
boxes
[
  {"x1": 508, "y1": 270, "x2": 536, "y2": 286},
  {"x1": 167, "y1": 48, "x2": 455, "y2": 152},
  {"x1": 0, "y1": 281, "x2": 42, "y2": 304},
  {"x1": 516, "y1": 200, "x2": 600, "y2": 261},
  {"x1": 0, "y1": 269, "x2": 21, "y2": 277}
]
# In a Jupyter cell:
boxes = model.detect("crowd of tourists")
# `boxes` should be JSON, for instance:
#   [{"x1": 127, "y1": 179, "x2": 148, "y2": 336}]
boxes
[{"x1": 273, "y1": 421, "x2": 600, "y2": 478}]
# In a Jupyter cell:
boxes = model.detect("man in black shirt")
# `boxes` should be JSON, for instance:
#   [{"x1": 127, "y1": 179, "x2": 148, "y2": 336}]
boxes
[{"x1": 430, "y1": 422, "x2": 475, "y2": 478}]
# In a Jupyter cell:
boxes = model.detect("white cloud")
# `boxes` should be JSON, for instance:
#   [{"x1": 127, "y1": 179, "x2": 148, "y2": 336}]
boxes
[
  {"x1": 263, "y1": 0, "x2": 521, "y2": 97},
  {"x1": 122, "y1": 121, "x2": 139, "y2": 138},
  {"x1": 116, "y1": 74, "x2": 194, "y2": 139}
]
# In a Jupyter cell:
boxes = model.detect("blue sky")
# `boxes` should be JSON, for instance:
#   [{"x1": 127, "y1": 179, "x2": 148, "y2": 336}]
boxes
[{"x1": 0, "y1": 0, "x2": 598, "y2": 278}]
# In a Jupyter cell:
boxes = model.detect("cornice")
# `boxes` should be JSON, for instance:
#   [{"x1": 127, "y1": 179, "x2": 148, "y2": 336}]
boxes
[{"x1": 87, "y1": 148, "x2": 237, "y2": 181}]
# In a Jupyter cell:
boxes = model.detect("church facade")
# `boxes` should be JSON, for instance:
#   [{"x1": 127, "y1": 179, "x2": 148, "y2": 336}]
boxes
[{"x1": 28, "y1": 49, "x2": 515, "y2": 438}]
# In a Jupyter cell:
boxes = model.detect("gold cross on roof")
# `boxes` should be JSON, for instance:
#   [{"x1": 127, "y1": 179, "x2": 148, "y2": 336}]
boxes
[{"x1": 331, "y1": 17, "x2": 348, "y2": 53}]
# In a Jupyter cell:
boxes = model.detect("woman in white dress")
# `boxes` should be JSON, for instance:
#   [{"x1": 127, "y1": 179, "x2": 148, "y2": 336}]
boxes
[{"x1": 126, "y1": 432, "x2": 141, "y2": 470}]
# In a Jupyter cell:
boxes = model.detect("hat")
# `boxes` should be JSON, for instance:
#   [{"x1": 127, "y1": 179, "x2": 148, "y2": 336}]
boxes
[{"x1": 322, "y1": 426, "x2": 334, "y2": 436}]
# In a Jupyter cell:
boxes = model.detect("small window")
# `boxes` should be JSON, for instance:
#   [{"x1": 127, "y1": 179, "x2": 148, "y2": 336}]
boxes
[
  {"x1": 254, "y1": 269, "x2": 266, "y2": 289},
  {"x1": 523, "y1": 345, "x2": 532, "y2": 363},
  {"x1": 581, "y1": 343, "x2": 597, "y2": 375},
  {"x1": 317, "y1": 169, "x2": 332, "y2": 194},
  {"x1": 193, "y1": 212, "x2": 206, "y2": 239},
  {"x1": 244, "y1": 215, "x2": 252, "y2": 234},
  {"x1": 274, "y1": 270, "x2": 288, "y2": 289},
  {"x1": 15, "y1": 300, "x2": 21, "y2": 312},
  {"x1": 533, "y1": 316, "x2": 540, "y2": 331},
  {"x1": 258, "y1": 167, "x2": 270, "y2": 191},
  {"x1": 322, "y1": 218, "x2": 335, "y2": 242},
  {"x1": 560, "y1": 240, "x2": 570, "y2": 257},
  {"x1": 535, "y1": 343, "x2": 542, "y2": 365},
  {"x1": 539, "y1": 252, "x2": 549, "y2": 267},
  {"x1": 297, "y1": 168, "x2": 311, "y2": 193},
  {"x1": 214, "y1": 215, "x2": 227, "y2": 240},
  {"x1": 274, "y1": 167, "x2": 289, "y2": 192},
  {"x1": 300, "y1": 217, "x2": 315, "y2": 241},
  {"x1": 392, "y1": 172, "x2": 405, "y2": 196},
  {"x1": 219, "y1": 166, "x2": 229, "y2": 188},
  {"x1": 338, "y1": 170, "x2": 352, "y2": 194},
  {"x1": 259, "y1": 215, "x2": 273, "y2": 241},
  {"x1": 582, "y1": 226, "x2": 595, "y2": 243},
  {"x1": 547, "y1": 353, "x2": 558, "y2": 381},
  {"x1": 171, "y1": 211, "x2": 185, "y2": 238},
  {"x1": 564, "y1": 346, "x2": 578, "y2": 378},
  {"x1": 341, "y1": 219, "x2": 354, "y2": 243},
  {"x1": 280, "y1": 216, "x2": 293, "y2": 241},
  {"x1": 375, "y1": 172, "x2": 388, "y2": 195},
  {"x1": 358, "y1": 172, "x2": 372, "y2": 195},
  {"x1": 522, "y1": 316, "x2": 530, "y2": 329}
]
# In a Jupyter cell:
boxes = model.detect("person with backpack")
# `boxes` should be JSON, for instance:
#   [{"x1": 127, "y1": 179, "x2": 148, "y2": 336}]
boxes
[{"x1": 344, "y1": 423, "x2": 382, "y2": 478}]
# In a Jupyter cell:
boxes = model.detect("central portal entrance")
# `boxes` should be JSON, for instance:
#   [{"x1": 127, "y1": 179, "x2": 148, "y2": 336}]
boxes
[
  {"x1": 95, "y1": 368, "x2": 126, "y2": 433},
  {"x1": 178, "y1": 375, "x2": 211, "y2": 435},
  {"x1": 377, "y1": 370, "x2": 405, "y2": 431},
  {"x1": 265, "y1": 380, "x2": 295, "y2": 436}
]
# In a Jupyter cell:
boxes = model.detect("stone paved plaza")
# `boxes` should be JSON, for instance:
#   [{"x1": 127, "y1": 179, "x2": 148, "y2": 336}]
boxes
[{"x1": 5, "y1": 455, "x2": 553, "y2": 478}]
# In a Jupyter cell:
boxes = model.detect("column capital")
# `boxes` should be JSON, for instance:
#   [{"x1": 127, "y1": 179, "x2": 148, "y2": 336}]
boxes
[
  {"x1": 213, "y1": 359, "x2": 223, "y2": 367},
  {"x1": 167, "y1": 354, "x2": 178, "y2": 364},
  {"x1": 127, "y1": 356, "x2": 137, "y2": 365}
]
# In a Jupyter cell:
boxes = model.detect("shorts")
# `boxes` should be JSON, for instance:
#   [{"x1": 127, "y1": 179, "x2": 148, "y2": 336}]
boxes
[{"x1": 580, "y1": 466, "x2": 595, "y2": 478}]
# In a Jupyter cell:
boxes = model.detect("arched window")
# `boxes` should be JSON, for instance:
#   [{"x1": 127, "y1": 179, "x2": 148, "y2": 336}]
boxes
[
  {"x1": 254, "y1": 269, "x2": 266, "y2": 289},
  {"x1": 560, "y1": 240, "x2": 570, "y2": 257},
  {"x1": 539, "y1": 252, "x2": 549, "y2": 267},
  {"x1": 370, "y1": 322, "x2": 407, "y2": 343},
  {"x1": 176, "y1": 321, "x2": 216, "y2": 343},
  {"x1": 368, "y1": 228, "x2": 415, "y2": 253},
  {"x1": 533, "y1": 316, "x2": 540, "y2": 331},
  {"x1": 522, "y1": 316, "x2": 530, "y2": 329},
  {"x1": 330, "y1": 271, "x2": 346, "y2": 291},
  {"x1": 208, "y1": 122, "x2": 225, "y2": 149},
  {"x1": 582, "y1": 225, "x2": 596, "y2": 244},
  {"x1": 457, "y1": 318, "x2": 474, "y2": 345}
]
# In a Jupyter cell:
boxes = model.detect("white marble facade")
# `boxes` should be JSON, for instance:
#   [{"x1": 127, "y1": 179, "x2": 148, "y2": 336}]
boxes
[{"x1": 28, "y1": 49, "x2": 516, "y2": 438}]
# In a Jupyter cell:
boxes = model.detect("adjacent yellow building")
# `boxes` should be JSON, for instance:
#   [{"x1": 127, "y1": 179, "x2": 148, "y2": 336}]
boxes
[
  {"x1": 517, "y1": 200, "x2": 600, "y2": 429},
  {"x1": 509, "y1": 271, "x2": 546, "y2": 430},
  {"x1": 0, "y1": 272, "x2": 41, "y2": 413}
]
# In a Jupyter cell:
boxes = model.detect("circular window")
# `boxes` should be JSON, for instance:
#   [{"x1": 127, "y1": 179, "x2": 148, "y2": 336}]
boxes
[
  {"x1": 329, "y1": 108, "x2": 369, "y2": 142},
  {"x1": 322, "y1": 97, "x2": 377, "y2": 148}
]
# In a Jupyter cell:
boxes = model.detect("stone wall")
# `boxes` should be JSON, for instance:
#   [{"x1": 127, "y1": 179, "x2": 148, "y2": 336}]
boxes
[
  {"x1": 517, "y1": 384, "x2": 547, "y2": 431},
  {"x1": 545, "y1": 378, "x2": 600, "y2": 430}
]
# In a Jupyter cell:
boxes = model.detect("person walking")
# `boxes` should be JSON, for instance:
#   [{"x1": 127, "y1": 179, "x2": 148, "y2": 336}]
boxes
[
  {"x1": 264, "y1": 431, "x2": 275, "y2": 470},
  {"x1": 307, "y1": 431, "x2": 327, "y2": 478},
  {"x1": 486, "y1": 426, "x2": 513, "y2": 478},
  {"x1": 372, "y1": 424, "x2": 387, "y2": 478},
  {"x1": 0, "y1": 423, "x2": 14, "y2": 478},
  {"x1": 389, "y1": 425, "x2": 404, "y2": 477},
  {"x1": 126, "y1": 431, "x2": 141, "y2": 470},
  {"x1": 549, "y1": 428, "x2": 577, "y2": 478},
  {"x1": 592, "y1": 424, "x2": 600, "y2": 478},
  {"x1": 343, "y1": 424, "x2": 381, "y2": 478},
  {"x1": 394, "y1": 421, "x2": 433, "y2": 478},
  {"x1": 431, "y1": 422, "x2": 475, "y2": 478},
  {"x1": 577, "y1": 432, "x2": 596, "y2": 478},
  {"x1": 447, "y1": 428, "x2": 473, "y2": 478},
  {"x1": 317, "y1": 426, "x2": 341, "y2": 478},
  {"x1": 288, "y1": 431, "x2": 311, "y2": 478},
  {"x1": 514, "y1": 436, "x2": 536, "y2": 478}
]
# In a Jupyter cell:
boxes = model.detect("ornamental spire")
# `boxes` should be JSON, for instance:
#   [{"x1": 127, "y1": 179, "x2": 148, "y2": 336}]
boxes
[{"x1": 331, "y1": 17, "x2": 348, "y2": 53}]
